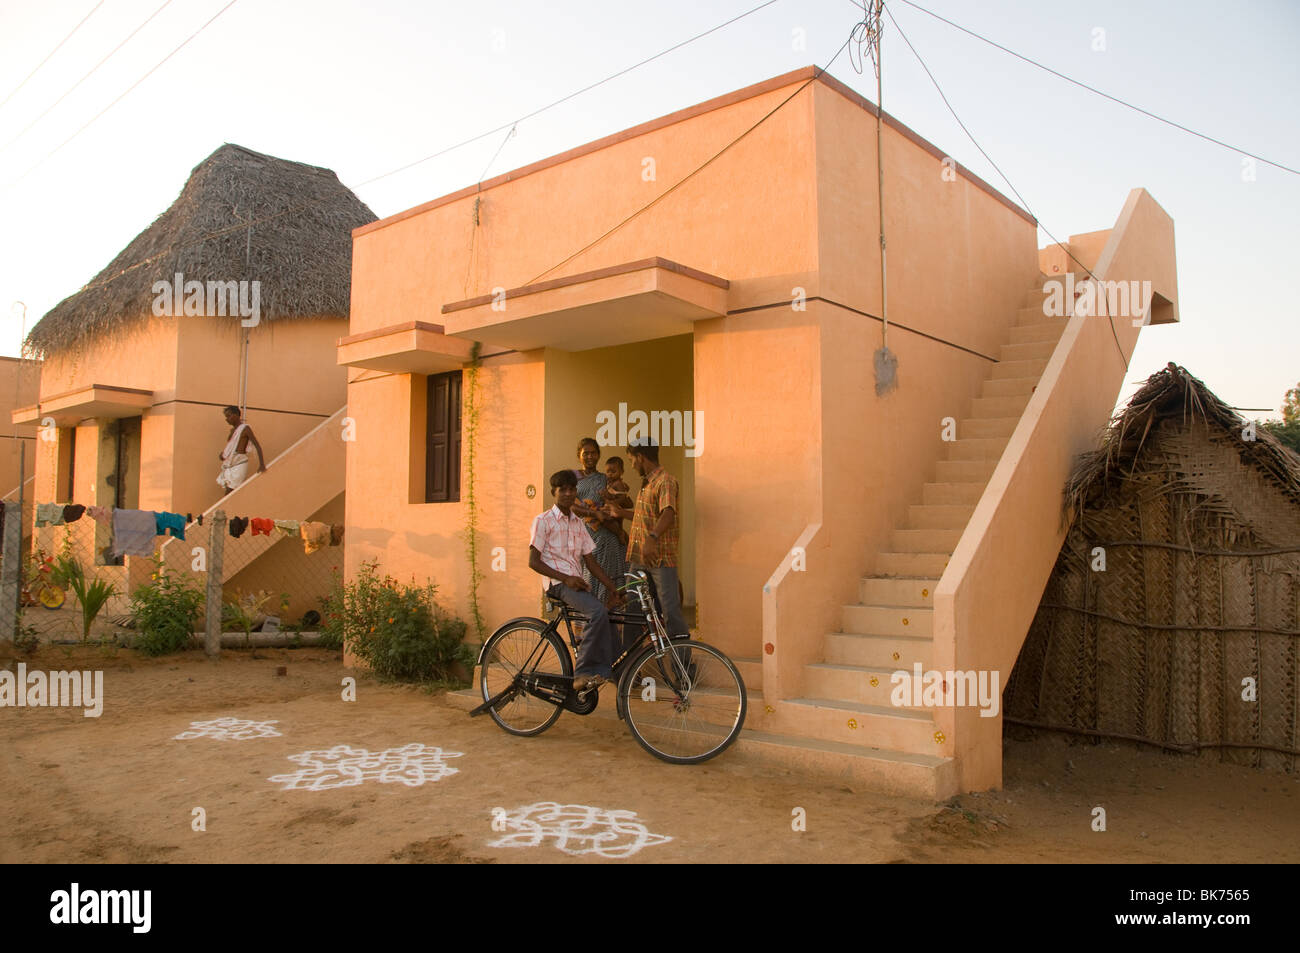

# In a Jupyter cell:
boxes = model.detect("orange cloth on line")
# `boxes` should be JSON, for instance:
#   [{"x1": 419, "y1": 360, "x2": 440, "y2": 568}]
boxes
[
  {"x1": 300, "y1": 521, "x2": 330, "y2": 554},
  {"x1": 250, "y1": 518, "x2": 274, "y2": 536}
]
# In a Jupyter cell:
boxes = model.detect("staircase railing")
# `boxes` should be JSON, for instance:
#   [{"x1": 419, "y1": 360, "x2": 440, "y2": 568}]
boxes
[{"x1": 931, "y1": 188, "x2": 1178, "y2": 791}]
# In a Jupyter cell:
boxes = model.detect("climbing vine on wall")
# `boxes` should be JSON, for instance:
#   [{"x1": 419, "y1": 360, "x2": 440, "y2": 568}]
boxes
[{"x1": 463, "y1": 341, "x2": 486, "y2": 640}]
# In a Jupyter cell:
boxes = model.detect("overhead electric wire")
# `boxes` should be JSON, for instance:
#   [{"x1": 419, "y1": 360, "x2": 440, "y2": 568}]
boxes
[
  {"x1": 880, "y1": 3, "x2": 1130, "y2": 368},
  {"x1": 0, "y1": 1, "x2": 105, "y2": 111},
  {"x1": 10, "y1": 0, "x2": 239, "y2": 186},
  {"x1": 893, "y1": 0, "x2": 1299, "y2": 177},
  {"x1": 352, "y1": 0, "x2": 781, "y2": 190},
  {"x1": 42, "y1": 0, "x2": 783, "y2": 303},
  {"x1": 527, "y1": 31, "x2": 857, "y2": 285},
  {"x1": 1, "y1": 0, "x2": 176, "y2": 155}
]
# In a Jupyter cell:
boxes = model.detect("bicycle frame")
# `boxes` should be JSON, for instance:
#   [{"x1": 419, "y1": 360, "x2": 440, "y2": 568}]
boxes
[{"x1": 471, "y1": 570, "x2": 684, "y2": 719}]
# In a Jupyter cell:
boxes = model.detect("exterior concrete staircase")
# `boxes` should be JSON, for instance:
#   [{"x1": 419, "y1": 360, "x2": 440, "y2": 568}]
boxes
[
  {"x1": 738, "y1": 275, "x2": 1079, "y2": 797},
  {"x1": 159, "y1": 405, "x2": 347, "y2": 583}
]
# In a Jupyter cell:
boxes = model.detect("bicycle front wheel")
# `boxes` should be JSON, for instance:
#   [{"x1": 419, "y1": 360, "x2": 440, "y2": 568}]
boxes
[
  {"x1": 621, "y1": 640, "x2": 746, "y2": 764},
  {"x1": 480, "y1": 621, "x2": 571, "y2": 737}
]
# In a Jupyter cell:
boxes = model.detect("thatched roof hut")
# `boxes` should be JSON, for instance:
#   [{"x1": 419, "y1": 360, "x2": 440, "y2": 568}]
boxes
[
  {"x1": 1006, "y1": 363, "x2": 1300, "y2": 773},
  {"x1": 27, "y1": 143, "x2": 377, "y2": 357}
]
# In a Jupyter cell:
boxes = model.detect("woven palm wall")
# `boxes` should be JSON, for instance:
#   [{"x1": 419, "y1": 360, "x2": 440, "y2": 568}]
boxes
[{"x1": 1005, "y1": 416, "x2": 1300, "y2": 773}]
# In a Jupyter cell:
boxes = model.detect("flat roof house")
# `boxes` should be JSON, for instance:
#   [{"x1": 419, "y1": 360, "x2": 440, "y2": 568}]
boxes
[{"x1": 341, "y1": 67, "x2": 1179, "y2": 797}]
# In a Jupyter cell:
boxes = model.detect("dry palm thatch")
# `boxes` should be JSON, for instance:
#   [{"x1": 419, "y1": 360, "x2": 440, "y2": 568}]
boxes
[
  {"x1": 1065, "y1": 362, "x2": 1300, "y2": 524},
  {"x1": 26, "y1": 143, "x2": 377, "y2": 358}
]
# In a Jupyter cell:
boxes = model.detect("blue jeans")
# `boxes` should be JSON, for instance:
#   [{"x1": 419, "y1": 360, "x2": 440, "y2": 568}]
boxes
[
  {"x1": 633, "y1": 564, "x2": 689, "y2": 638},
  {"x1": 550, "y1": 583, "x2": 618, "y2": 679}
]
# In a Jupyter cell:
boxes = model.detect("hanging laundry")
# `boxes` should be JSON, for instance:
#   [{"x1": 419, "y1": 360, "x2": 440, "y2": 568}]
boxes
[
  {"x1": 274, "y1": 519, "x2": 300, "y2": 537},
  {"x1": 63, "y1": 504, "x2": 86, "y2": 523},
  {"x1": 35, "y1": 502, "x2": 65, "y2": 526},
  {"x1": 112, "y1": 509, "x2": 158, "y2": 558},
  {"x1": 156, "y1": 511, "x2": 186, "y2": 541},
  {"x1": 250, "y1": 518, "x2": 274, "y2": 537},
  {"x1": 329, "y1": 523, "x2": 345, "y2": 546},
  {"x1": 87, "y1": 505, "x2": 113, "y2": 522},
  {"x1": 299, "y1": 521, "x2": 330, "y2": 554},
  {"x1": 228, "y1": 516, "x2": 249, "y2": 538}
]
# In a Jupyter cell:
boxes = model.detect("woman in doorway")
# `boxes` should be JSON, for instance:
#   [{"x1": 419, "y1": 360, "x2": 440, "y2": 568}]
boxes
[
  {"x1": 570, "y1": 436, "x2": 626, "y2": 601},
  {"x1": 217, "y1": 405, "x2": 267, "y2": 491}
]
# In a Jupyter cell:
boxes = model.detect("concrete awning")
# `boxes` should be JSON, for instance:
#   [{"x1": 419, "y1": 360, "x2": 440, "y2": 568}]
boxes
[
  {"x1": 12, "y1": 384, "x2": 153, "y2": 426},
  {"x1": 440, "y1": 258, "x2": 729, "y2": 351},
  {"x1": 337, "y1": 321, "x2": 476, "y2": 374}
]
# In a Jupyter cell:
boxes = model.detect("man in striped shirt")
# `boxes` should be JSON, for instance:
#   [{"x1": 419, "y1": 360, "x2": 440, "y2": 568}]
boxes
[{"x1": 529, "y1": 469, "x2": 625, "y2": 693}]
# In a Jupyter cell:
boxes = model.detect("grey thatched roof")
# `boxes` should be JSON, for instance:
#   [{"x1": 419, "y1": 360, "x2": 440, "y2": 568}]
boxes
[
  {"x1": 27, "y1": 143, "x2": 377, "y2": 357},
  {"x1": 1066, "y1": 363, "x2": 1300, "y2": 519}
]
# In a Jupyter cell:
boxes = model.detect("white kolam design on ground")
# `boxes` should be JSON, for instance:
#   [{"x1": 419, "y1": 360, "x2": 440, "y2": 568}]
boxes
[
  {"x1": 173, "y1": 717, "x2": 282, "y2": 740},
  {"x1": 267, "y1": 743, "x2": 463, "y2": 791},
  {"x1": 488, "y1": 802, "x2": 672, "y2": 858}
]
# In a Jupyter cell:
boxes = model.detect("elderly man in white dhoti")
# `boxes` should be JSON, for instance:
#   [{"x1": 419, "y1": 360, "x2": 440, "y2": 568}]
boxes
[{"x1": 217, "y1": 405, "x2": 267, "y2": 491}]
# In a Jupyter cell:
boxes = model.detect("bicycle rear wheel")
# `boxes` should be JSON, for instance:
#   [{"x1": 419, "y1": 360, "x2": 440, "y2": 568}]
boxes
[
  {"x1": 480, "y1": 621, "x2": 571, "y2": 737},
  {"x1": 621, "y1": 640, "x2": 746, "y2": 764}
]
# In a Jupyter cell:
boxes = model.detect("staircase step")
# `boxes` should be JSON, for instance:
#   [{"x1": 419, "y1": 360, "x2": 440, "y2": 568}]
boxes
[
  {"x1": 945, "y1": 436, "x2": 1009, "y2": 461},
  {"x1": 934, "y1": 459, "x2": 997, "y2": 483},
  {"x1": 1000, "y1": 339, "x2": 1057, "y2": 362},
  {"x1": 959, "y1": 416, "x2": 1018, "y2": 438},
  {"x1": 890, "y1": 527, "x2": 961, "y2": 553},
  {"x1": 842, "y1": 603, "x2": 932, "y2": 637},
  {"x1": 781, "y1": 697, "x2": 940, "y2": 753},
  {"x1": 733, "y1": 656, "x2": 762, "y2": 692},
  {"x1": 971, "y1": 393, "x2": 1031, "y2": 417},
  {"x1": 991, "y1": 357, "x2": 1048, "y2": 380},
  {"x1": 875, "y1": 551, "x2": 951, "y2": 576},
  {"x1": 728, "y1": 730, "x2": 956, "y2": 800},
  {"x1": 805, "y1": 662, "x2": 930, "y2": 709},
  {"x1": 905, "y1": 504, "x2": 975, "y2": 529},
  {"x1": 921, "y1": 481, "x2": 985, "y2": 505},
  {"x1": 825, "y1": 631, "x2": 933, "y2": 668},
  {"x1": 981, "y1": 377, "x2": 1037, "y2": 398},
  {"x1": 859, "y1": 576, "x2": 938, "y2": 606},
  {"x1": 1009, "y1": 320, "x2": 1069, "y2": 345}
]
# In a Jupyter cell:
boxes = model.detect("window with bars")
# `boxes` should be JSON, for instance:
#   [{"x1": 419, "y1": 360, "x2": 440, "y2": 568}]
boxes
[{"x1": 425, "y1": 370, "x2": 462, "y2": 502}]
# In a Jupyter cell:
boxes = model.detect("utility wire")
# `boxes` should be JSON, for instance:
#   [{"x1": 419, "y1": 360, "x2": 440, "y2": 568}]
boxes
[
  {"x1": 882, "y1": 4, "x2": 1129, "y2": 368},
  {"x1": 1, "y1": 0, "x2": 175, "y2": 155},
  {"x1": 893, "y1": 0, "x2": 1298, "y2": 177},
  {"x1": 9, "y1": 0, "x2": 239, "y2": 186},
  {"x1": 37, "y1": 0, "x2": 782, "y2": 305},
  {"x1": 353, "y1": 0, "x2": 781, "y2": 190},
  {"x1": 0, "y1": 1, "x2": 105, "y2": 111},
  {"x1": 527, "y1": 32, "x2": 856, "y2": 285}
]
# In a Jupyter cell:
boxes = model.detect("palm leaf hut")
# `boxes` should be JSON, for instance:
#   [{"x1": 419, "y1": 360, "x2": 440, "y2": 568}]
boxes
[
  {"x1": 1005, "y1": 363, "x2": 1300, "y2": 773},
  {"x1": 17, "y1": 144, "x2": 376, "y2": 620}
]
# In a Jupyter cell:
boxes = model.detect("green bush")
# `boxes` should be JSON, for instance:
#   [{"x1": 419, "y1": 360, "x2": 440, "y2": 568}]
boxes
[
  {"x1": 130, "y1": 559, "x2": 204, "y2": 657},
  {"x1": 322, "y1": 561, "x2": 472, "y2": 681}
]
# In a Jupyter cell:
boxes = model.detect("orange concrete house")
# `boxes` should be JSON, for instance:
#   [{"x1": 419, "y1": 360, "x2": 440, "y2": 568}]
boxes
[
  {"x1": 340, "y1": 66, "x2": 1179, "y2": 797},
  {"x1": 16, "y1": 144, "x2": 375, "y2": 607}
]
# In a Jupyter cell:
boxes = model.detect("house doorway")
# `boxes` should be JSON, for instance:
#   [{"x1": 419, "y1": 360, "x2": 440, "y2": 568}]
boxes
[{"x1": 542, "y1": 334, "x2": 696, "y2": 615}]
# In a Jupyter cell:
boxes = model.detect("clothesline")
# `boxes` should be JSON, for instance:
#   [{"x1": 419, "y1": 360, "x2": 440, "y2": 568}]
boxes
[{"x1": 31, "y1": 502, "x2": 343, "y2": 558}]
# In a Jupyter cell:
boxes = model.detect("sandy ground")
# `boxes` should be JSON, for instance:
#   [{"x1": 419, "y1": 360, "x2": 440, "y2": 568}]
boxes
[{"x1": 2, "y1": 641, "x2": 1297, "y2": 864}]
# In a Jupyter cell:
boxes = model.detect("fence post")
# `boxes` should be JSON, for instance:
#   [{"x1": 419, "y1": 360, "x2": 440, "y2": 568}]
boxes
[
  {"x1": 0, "y1": 502, "x2": 20, "y2": 639},
  {"x1": 206, "y1": 509, "x2": 226, "y2": 657}
]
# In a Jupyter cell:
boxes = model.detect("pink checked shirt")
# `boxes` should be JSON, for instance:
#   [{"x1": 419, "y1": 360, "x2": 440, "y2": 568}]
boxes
[{"x1": 529, "y1": 505, "x2": 595, "y2": 591}]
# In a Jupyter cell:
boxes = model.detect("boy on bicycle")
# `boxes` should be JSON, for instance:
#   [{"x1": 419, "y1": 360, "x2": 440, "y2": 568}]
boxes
[{"x1": 528, "y1": 470, "x2": 625, "y2": 693}]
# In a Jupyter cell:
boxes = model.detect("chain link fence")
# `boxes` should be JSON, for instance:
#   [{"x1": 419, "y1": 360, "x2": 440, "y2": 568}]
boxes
[{"x1": 1, "y1": 499, "x2": 341, "y2": 647}]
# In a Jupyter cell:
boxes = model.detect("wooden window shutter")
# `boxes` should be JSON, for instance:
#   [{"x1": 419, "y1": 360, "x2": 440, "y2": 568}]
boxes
[{"x1": 426, "y1": 371, "x2": 463, "y2": 502}]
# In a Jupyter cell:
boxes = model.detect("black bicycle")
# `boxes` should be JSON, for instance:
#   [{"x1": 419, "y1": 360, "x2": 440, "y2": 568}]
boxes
[{"x1": 469, "y1": 570, "x2": 747, "y2": 764}]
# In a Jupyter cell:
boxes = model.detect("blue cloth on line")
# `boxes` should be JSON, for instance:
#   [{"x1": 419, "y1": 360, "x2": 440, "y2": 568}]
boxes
[{"x1": 156, "y1": 511, "x2": 186, "y2": 541}]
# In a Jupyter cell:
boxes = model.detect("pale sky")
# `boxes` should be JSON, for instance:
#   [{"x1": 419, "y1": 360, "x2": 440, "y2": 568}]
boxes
[{"x1": 1, "y1": 0, "x2": 1296, "y2": 416}]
